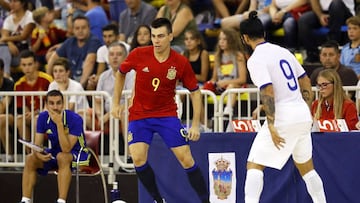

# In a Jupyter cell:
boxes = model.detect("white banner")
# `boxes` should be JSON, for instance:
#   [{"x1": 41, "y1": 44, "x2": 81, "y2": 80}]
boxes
[{"x1": 208, "y1": 152, "x2": 236, "y2": 203}]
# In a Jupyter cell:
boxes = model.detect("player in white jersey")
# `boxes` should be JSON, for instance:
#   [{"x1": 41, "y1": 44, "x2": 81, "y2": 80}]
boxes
[{"x1": 239, "y1": 11, "x2": 327, "y2": 203}]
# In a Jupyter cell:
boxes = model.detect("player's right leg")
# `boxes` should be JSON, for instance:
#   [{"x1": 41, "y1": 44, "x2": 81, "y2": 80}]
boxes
[
  {"x1": 244, "y1": 162, "x2": 265, "y2": 203},
  {"x1": 20, "y1": 153, "x2": 44, "y2": 202},
  {"x1": 128, "y1": 119, "x2": 163, "y2": 202}
]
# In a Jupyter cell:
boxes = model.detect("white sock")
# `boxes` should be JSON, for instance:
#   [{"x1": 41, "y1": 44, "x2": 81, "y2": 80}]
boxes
[
  {"x1": 303, "y1": 170, "x2": 326, "y2": 203},
  {"x1": 57, "y1": 198, "x2": 66, "y2": 203},
  {"x1": 244, "y1": 169, "x2": 264, "y2": 203},
  {"x1": 21, "y1": 197, "x2": 31, "y2": 203}
]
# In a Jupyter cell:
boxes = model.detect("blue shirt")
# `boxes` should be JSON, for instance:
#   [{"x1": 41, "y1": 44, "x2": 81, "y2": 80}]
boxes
[
  {"x1": 56, "y1": 34, "x2": 102, "y2": 81},
  {"x1": 340, "y1": 42, "x2": 360, "y2": 75},
  {"x1": 85, "y1": 6, "x2": 109, "y2": 44},
  {"x1": 36, "y1": 109, "x2": 86, "y2": 154}
]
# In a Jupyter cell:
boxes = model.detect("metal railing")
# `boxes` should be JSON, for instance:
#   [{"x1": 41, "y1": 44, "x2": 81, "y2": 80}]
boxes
[
  {"x1": 1, "y1": 86, "x2": 358, "y2": 181},
  {"x1": 216, "y1": 86, "x2": 360, "y2": 132}
]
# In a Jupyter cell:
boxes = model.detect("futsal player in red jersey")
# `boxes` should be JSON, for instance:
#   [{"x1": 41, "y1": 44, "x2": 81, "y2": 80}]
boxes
[{"x1": 111, "y1": 18, "x2": 209, "y2": 203}]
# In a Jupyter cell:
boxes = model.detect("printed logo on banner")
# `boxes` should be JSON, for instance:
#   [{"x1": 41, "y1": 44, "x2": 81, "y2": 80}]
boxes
[
  {"x1": 312, "y1": 119, "x2": 349, "y2": 132},
  {"x1": 232, "y1": 120, "x2": 261, "y2": 132},
  {"x1": 208, "y1": 153, "x2": 236, "y2": 202}
]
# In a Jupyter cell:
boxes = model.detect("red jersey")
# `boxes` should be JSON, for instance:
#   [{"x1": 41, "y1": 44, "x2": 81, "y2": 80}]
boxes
[
  {"x1": 14, "y1": 71, "x2": 53, "y2": 111},
  {"x1": 120, "y1": 46, "x2": 199, "y2": 121},
  {"x1": 31, "y1": 24, "x2": 67, "y2": 56},
  {"x1": 311, "y1": 99, "x2": 359, "y2": 130}
]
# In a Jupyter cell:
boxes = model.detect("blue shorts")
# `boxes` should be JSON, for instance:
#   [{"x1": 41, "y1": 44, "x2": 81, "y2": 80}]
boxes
[
  {"x1": 128, "y1": 117, "x2": 189, "y2": 148},
  {"x1": 37, "y1": 148, "x2": 91, "y2": 176}
]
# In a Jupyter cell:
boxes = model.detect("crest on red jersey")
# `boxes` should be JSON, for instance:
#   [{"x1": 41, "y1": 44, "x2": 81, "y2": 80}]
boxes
[{"x1": 166, "y1": 66, "x2": 177, "y2": 80}]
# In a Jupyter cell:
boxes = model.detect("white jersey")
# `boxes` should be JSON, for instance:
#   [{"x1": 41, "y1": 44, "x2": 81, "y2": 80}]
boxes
[{"x1": 247, "y1": 42, "x2": 312, "y2": 126}]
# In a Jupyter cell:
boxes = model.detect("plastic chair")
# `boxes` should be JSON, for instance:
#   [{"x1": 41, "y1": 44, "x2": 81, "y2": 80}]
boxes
[{"x1": 75, "y1": 131, "x2": 108, "y2": 203}]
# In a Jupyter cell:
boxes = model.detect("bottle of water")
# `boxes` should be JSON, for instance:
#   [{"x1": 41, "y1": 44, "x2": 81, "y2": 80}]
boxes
[
  {"x1": 111, "y1": 182, "x2": 127, "y2": 203},
  {"x1": 111, "y1": 182, "x2": 120, "y2": 201}
]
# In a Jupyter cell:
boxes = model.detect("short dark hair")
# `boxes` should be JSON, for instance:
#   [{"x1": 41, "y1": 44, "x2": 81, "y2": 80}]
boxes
[
  {"x1": 19, "y1": 50, "x2": 36, "y2": 61},
  {"x1": 53, "y1": 57, "x2": 70, "y2": 71},
  {"x1": 239, "y1": 11, "x2": 265, "y2": 40},
  {"x1": 320, "y1": 40, "x2": 340, "y2": 53},
  {"x1": 72, "y1": 15, "x2": 89, "y2": 25},
  {"x1": 151, "y1": 18, "x2": 172, "y2": 34},
  {"x1": 102, "y1": 23, "x2": 119, "y2": 36},
  {"x1": 46, "y1": 89, "x2": 64, "y2": 103}
]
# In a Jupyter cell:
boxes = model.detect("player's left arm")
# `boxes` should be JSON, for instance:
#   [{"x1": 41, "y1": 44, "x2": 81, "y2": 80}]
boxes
[
  {"x1": 188, "y1": 89, "x2": 201, "y2": 141},
  {"x1": 298, "y1": 74, "x2": 313, "y2": 109},
  {"x1": 260, "y1": 84, "x2": 285, "y2": 150}
]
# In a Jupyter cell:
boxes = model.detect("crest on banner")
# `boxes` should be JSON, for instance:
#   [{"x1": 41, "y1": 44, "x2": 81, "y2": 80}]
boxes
[{"x1": 209, "y1": 153, "x2": 236, "y2": 202}]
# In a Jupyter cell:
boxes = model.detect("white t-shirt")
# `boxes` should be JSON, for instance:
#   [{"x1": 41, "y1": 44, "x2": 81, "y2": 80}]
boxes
[
  {"x1": 3, "y1": 10, "x2": 35, "y2": 44},
  {"x1": 96, "y1": 45, "x2": 109, "y2": 65},
  {"x1": 96, "y1": 68, "x2": 135, "y2": 113},
  {"x1": 48, "y1": 79, "x2": 89, "y2": 110},
  {"x1": 96, "y1": 41, "x2": 130, "y2": 68},
  {"x1": 319, "y1": 0, "x2": 354, "y2": 15},
  {"x1": 247, "y1": 42, "x2": 312, "y2": 126}
]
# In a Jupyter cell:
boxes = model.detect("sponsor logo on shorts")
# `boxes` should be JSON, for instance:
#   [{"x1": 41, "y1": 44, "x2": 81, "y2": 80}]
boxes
[{"x1": 127, "y1": 131, "x2": 133, "y2": 143}]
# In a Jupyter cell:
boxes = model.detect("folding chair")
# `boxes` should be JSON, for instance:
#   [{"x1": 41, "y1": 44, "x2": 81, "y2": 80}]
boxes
[{"x1": 75, "y1": 131, "x2": 108, "y2": 203}]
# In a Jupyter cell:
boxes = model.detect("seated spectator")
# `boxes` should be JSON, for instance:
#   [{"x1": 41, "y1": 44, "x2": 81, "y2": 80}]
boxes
[
  {"x1": 298, "y1": 0, "x2": 354, "y2": 63},
  {"x1": 0, "y1": 0, "x2": 10, "y2": 29},
  {"x1": 129, "y1": 24, "x2": 152, "y2": 51},
  {"x1": 31, "y1": 6, "x2": 68, "y2": 71},
  {"x1": 47, "y1": 15, "x2": 102, "y2": 88},
  {"x1": 52, "y1": 0, "x2": 69, "y2": 30},
  {"x1": 19, "y1": 89, "x2": 89, "y2": 203},
  {"x1": 87, "y1": 23, "x2": 130, "y2": 90},
  {"x1": 65, "y1": 0, "x2": 87, "y2": 33},
  {"x1": 340, "y1": 15, "x2": 360, "y2": 79},
  {"x1": 15, "y1": 50, "x2": 53, "y2": 152},
  {"x1": 84, "y1": 42, "x2": 134, "y2": 135},
  {"x1": 0, "y1": 58, "x2": 15, "y2": 162},
  {"x1": 108, "y1": 0, "x2": 127, "y2": 24},
  {"x1": 0, "y1": 0, "x2": 35, "y2": 79},
  {"x1": 203, "y1": 28, "x2": 247, "y2": 116},
  {"x1": 118, "y1": 0, "x2": 157, "y2": 44},
  {"x1": 156, "y1": 0, "x2": 198, "y2": 53},
  {"x1": 182, "y1": 28, "x2": 211, "y2": 131},
  {"x1": 84, "y1": 0, "x2": 109, "y2": 44},
  {"x1": 183, "y1": 28, "x2": 210, "y2": 85},
  {"x1": 220, "y1": 0, "x2": 271, "y2": 29},
  {"x1": 310, "y1": 40, "x2": 358, "y2": 89},
  {"x1": 312, "y1": 69, "x2": 359, "y2": 130},
  {"x1": 212, "y1": 0, "x2": 250, "y2": 18},
  {"x1": 48, "y1": 57, "x2": 89, "y2": 111},
  {"x1": 264, "y1": 0, "x2": 309, "y2": 50}
]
